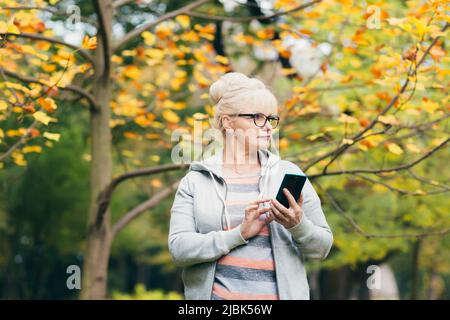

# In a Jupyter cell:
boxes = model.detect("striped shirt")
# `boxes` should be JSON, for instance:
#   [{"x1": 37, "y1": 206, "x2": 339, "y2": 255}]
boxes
[{"x1": 211, "y1": 173, "x2": 279, "y2": 300}]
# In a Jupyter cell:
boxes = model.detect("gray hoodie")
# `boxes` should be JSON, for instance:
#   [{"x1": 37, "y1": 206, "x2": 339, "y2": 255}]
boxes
[{"x1": 168, "y1": 147, "x2": 333, "y2": 299}]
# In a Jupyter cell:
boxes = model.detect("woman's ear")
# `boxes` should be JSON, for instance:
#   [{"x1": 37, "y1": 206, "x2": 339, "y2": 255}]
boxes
[{"x1": 221, "y1": 115, "x2": 234, "y2": 131}]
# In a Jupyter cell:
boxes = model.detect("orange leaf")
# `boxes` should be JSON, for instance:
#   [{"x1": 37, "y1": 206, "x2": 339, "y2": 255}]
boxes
[{"x1": 82, "y1": 35, "x2": 97, "y2": 50}]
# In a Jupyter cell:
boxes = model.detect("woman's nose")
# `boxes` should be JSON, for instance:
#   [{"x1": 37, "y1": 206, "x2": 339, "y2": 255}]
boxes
[{"x1": 264, "y1": 121, "x2": 273, "y2": 130}]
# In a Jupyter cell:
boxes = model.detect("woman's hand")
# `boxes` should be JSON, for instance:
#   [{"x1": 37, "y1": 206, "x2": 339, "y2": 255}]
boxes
[
  {"x1": 239, "y1": 199, "x2": 274, "y2": 240},
  {"x1": 269, "y1": 188, "x2": 304, "y2": 229}
]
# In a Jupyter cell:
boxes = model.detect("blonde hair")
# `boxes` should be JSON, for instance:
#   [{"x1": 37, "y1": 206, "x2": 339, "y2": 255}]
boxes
[{"x1": 209, "y1": 72, "x2": 278, "y2": 132}]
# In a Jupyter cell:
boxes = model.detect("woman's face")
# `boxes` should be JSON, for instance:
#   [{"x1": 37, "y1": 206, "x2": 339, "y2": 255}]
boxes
[{"x1": 222, "y1": 104, "x2": 278, "y2": 154}]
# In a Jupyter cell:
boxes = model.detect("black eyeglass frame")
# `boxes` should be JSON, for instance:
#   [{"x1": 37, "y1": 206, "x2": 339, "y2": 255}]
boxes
[{"x1": 232, "y1": 113, "x2": 280, "y2": 129}]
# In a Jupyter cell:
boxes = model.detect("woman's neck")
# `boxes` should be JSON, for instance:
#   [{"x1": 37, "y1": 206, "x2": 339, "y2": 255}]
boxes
[{"x1": 222, "y1": 144, "x2": 261, "y2": 176}]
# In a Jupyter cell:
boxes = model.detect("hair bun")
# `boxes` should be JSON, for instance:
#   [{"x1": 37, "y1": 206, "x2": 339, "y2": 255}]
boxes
[{"x1": 209, "y1": 72, "x2": 266, "y2": 105}]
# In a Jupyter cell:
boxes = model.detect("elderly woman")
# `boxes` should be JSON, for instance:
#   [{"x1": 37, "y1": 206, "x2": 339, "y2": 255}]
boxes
[{"x1": 168, "y1": 72, "x2": 333, "y2": 300}]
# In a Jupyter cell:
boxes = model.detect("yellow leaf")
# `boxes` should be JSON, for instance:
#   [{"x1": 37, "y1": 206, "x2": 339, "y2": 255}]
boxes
[
  {"x1": 41, "y1": 63, "x2": 57, "y2": 72},
  {"x1": 199, "y1": 33, "x2": 214, "y2": 41},
  {"x1": 78, "y1": 63, "x2": 91, "y2": 73},
  {"x1": 141, "y1": 31, "x2": 156, "y2": 46},
  {"x1": 193, "y1": 112, "x2": 208, "y2": 120},
  {"x1": 176, "y1": 15, "x2": 190, "y2": 29},
  {"x1": 193, "y1": 69, "x2": 211, "y2": 87},
  {"x1": 338, "y1": 113, "x2": 358, "y2": 124},
  {"x1": 422, "y1": 99, "x2": 440, "y2": 114},
  {"x1": 0, "y1": 100, "x2": 8, "y2": 112},
  {"x1": 0, "y1": 21, "x2": 7, "y2": 33},
  {"x1": 82, "y1": 35, "x2": 97, "y2": 50},
  {"x1": 7, "y1": 23, "x2": 21, "y2": 35},
  {"x1": 33, "y1": 111, "x2": 51, "y2": 125},
  {"x1": 162, "y1": 110, "x2": 180, "y2": 123},
  {"x1": 122, "y1": 149, "x2": 134, "y2": 157},
  {"x1": 341, "y1": 138, "x2": 354, "y2": 146},
  {"x1": 387, "y1": 143, "x2": 403, "y2": 155},
  {"x1": 22, "y1": 145, "x2": 42, "y2": 153},
  {"x1": 0, "y1": 19, "x2": 20, "y2": 34},
  {"x1": 386, "y1": 17, "x2": 407, "y2": 26},
  {"x1": 145, "y1": 48, "x2": 165, "y2": 60},
  {"x1": 12, "y1": 151, "x2": 27, "y2": 166},
  {"x1": 6, "y1": 129, "x2": 24, "y2": 137},
  {"x1": 43, "y1": 132, "x2": 61, "y2": 141},
  {"x1": 123, "y1": 65, "x2": 141, "y2": 80},
  {"x1": 406, "y1": 143, "x2": 421, "y2": 153},
  {"x1": 215, "y1": 55, "x2": 229, "y2": 65},
  {"x1": 149, "y1": 155, "x2": 160, "y2": 162},
  {"x1": 378, "y1": 115, "x2": 399, "y2": 125}
]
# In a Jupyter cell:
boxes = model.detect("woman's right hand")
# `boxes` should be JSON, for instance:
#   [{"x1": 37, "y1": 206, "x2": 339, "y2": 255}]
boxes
[{"x1": 239, "y1": 199, "x2": 274, "y2": 240}]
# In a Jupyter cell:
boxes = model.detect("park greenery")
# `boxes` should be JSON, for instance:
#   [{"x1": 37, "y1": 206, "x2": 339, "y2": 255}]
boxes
[{"x1": 0, "y1": 0, "x2": 449, "y2": 299}]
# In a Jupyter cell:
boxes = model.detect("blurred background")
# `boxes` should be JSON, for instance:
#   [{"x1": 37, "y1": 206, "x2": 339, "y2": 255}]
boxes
[{"x1": 0, "y1": 0, "x2": 449, "y2": 299}]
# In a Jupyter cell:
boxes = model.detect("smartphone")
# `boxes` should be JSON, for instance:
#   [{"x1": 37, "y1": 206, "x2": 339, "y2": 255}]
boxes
[{"x1": 275, "y1": 173, "x2": 307, "y2": 208}]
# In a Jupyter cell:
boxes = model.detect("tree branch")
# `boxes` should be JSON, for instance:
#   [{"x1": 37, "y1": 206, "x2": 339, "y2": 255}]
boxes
[
  {"x1": 93, "y1": 0, "x2": 113, "y2": 82},
  {"x1": 1, "y1": 68, "x2": 99, "y2": 111},
  {"x1": 113, "y1": 0, "x2": 211, "y2": 52},
  {"x1": 95, "y1": 163, "x2": 189, "y2": 229},
  {"x1": 185, "y1": 0, "x2": 322, "y2": 22},
  {"x1": 0, "y1": 32, "x2": 95, "y2": 65},
  {"x1": 351, "y1": 173, "x2": 450, "y2": 196},
  {"x1": 308, "y1": 137, "x2": 449, "y2": 179},
  {"x1": 111, "y1": 180, "x2": 180, "y2": 238},
  {"x1": 316, "y1": 182, "x2": 450, "y2": 239},
  {"x1": 0, "y1": 120, "x2": 38, "y2": 162}
]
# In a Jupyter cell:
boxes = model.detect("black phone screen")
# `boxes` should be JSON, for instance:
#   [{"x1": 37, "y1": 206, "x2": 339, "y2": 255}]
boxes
[{"x1": 275, "y1": 174, "x2": 307, "y2": 208}]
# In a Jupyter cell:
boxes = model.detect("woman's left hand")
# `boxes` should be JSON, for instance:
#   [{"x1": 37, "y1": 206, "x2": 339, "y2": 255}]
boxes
[{"x1": 269, "y1": 188, "x2": 304, "y2": 229}]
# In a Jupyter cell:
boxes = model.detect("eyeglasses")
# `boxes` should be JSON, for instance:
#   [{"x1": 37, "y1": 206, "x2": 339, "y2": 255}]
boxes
[{"x1": 233, "y1": 113, "x2": 280, "y2": 129}]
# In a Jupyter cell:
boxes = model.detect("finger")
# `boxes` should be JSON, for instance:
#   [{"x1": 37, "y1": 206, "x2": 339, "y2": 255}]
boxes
[
  {"x1": 244, "y1": 205, "x2": 259, "y2": 218},
  {"x1": 250, "y1": 198, "x2": 271, "y2": 206},
  {"x1": 271, "y1": 198, "x2": 289, "y2": 215},
  {"x1": 264, "y1": 212, "x2": 275, "y2": 224},
  {"x1": 283, "y1": 188, "x2": 299, "y2": 209},
  {"x1": 270, "y1": 203, "x2": 288, "y2": 223},
  {"x1": 245, "y1": 204, "x2": 259, "y2": 212},
  {"x1": 269, "y1": 211, "x2": 284, "y2": 225},
  {"x1": 257, "y1": 206, "x2": 272, "y2": 215}
]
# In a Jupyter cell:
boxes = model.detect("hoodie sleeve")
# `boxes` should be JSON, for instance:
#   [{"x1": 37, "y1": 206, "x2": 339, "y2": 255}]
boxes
[
  {"x1": 285, "y1": 167, "x2": 333, "y2": 261},
  {"x1": 168, "y1": 174, "x2": 248, "y2": 268}
]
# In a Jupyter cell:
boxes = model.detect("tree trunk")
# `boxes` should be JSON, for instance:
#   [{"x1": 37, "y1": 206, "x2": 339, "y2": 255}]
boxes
[
  {"x1": 80, "y1": 0, "x2": 113, "y2": 300},
  {"x1": 410, "y1": 239, "x2": 422, "y2": 300}
]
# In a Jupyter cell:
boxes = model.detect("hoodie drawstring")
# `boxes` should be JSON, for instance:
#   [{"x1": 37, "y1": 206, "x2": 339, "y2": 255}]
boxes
[
  {"x1": 209, "y1": 164, "x2": 273, "y2": 231},
  {"x1": 208, "y1": 171, "x2": 231, "y2": 231}
]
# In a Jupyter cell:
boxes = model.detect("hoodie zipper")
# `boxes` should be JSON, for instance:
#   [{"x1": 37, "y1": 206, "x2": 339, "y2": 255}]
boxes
[{"x1": 204, "y1": 150, "x2": 280, "y2": 299}]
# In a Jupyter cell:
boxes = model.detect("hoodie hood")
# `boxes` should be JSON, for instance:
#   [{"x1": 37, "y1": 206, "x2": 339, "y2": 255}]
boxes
[{"x1": 188, "y1": 147, "x2": 281, "y2": 230}]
